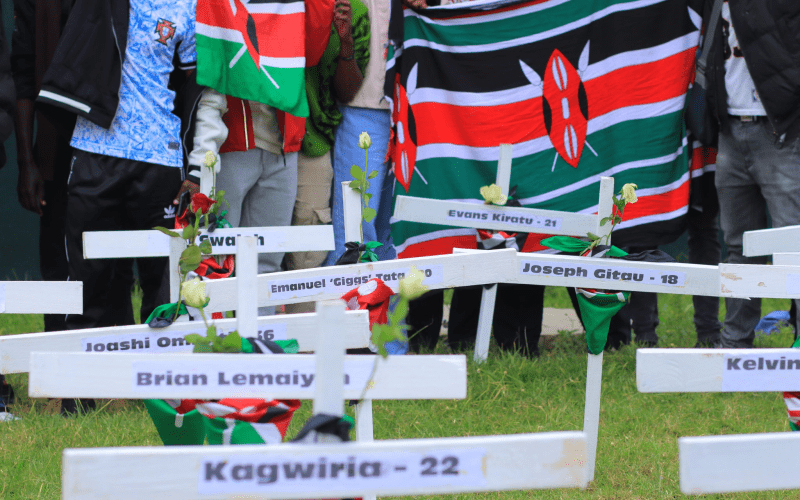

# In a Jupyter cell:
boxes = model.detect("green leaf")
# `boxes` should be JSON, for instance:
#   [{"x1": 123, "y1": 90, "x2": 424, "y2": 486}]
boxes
[
  {"x1": 367, "y1": 170, "x2": 378, "y2": 179},
  {"x1": 586, "y1": 232, "x2": 600, "y2": 241},
  {"x1": 199, "y1": 239, "x2": 212, "y2": 254},
  {"x1": 182, "y1": 225, "x2": 195, "y2": 241},
  {"x1": 599, "y1": 216, "x2": 612, "y2": 226},
  {"x1": 613, "y1": 215, "x2": 623, "y2": 225},
  {"x1": 179, "y1": 245, "x2": 202, "y2": 274},
  {"x1": 350, "y1": 164, "x2": 364, "y2": 180},
  {"x1": 221, "y1": 330, "x2": 242, "y2": 350},
  {"x1": 362, "y1": 207, "x2": 377, "y2": 223},
  {"x1": 193, "y1": 342, "x2": 213, "y2": 353},
  {"x1": 206, "y1": 325, "x2": 218, "y2": 341},
  {"x1": 349, "y1": 179, "x2": 363, "y2": 192},
  {"x1": 154, "y1": 226, "x2": 181, "y2": 238},
  {"x1": 184, "y1": 334, "x2": 205, "y2": 344},
  {"x1": 363, "y1": 192, "x2": 372, "y2": 202}
]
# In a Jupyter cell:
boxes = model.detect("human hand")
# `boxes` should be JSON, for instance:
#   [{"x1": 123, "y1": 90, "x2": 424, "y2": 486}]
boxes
[
  {"x1": 402, "y1": 0, "x2": 428, "y2": 9},
  {"x1": 333, "y1": 0, "x2": 353, "y2": 41},
  {"x1": 173, "y1": 179, "x2": 200, "y2": 206},
  {"x1": 17, "y1": 161, "x2": 45, "y2": 216}
]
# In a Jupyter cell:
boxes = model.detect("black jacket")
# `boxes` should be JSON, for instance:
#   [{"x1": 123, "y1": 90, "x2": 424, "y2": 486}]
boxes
[
  {"x1": 35, "y1": 0, "x2": 204, "y2": 168},
  {"x1": 706, "y1": 0, "x2": 800, "y2": 144},
  {"x1": 36, "y1": 0, "x2": 128, "y2": 129}
]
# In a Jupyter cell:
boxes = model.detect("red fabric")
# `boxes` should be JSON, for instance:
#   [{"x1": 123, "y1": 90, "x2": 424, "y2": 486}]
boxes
[
  {"x1": 221, "y1": 98, "x2": 306, "y2": 154},
  {"x1": 194, "y1": 398, "x2": 302, "y2": 439},
  {"x1": 341, "y1": 278, "x2": 395, "y2": 328},
  {"x1": 194, "y1": 255, "x2": 235, "y2": 279},
  {"x1": 304, "y1": 0, "x2": 335, "y2": 67},
  {"x1": 220, "y1": 95, "x2": 255, "y2": 153}
]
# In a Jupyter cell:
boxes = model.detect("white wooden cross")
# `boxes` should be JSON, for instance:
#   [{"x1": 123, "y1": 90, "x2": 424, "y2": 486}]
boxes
[
  {"x1": 636, "y1": 346, "x2": 800, "y2": 494},
  {"x1": 28, "y1": 239, "x2": 466, "y2": 472},
  {"x1": 83, "y1": 225, "x2": 335, "y2": 303},
  {"x1": 0, "y1": 310, "x2": 370, "y2": 374},
  {"x1": 54, "y1": 277, "x2": 588, "y2": 498},
  {"x1": 390, "y1": 142, "x2": 613, "y2": 482},
  {"x1": 391, "y1": 144, "x2": 615, "y2": 363}
]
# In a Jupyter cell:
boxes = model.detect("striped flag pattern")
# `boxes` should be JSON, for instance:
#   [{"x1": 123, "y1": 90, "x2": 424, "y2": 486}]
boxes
[
  {"x1": 386, "y1": 0, "x2": 702, "y2": 257},
  {"x1": 196, "y1": 0, "x2": 309, "y2": 117}
]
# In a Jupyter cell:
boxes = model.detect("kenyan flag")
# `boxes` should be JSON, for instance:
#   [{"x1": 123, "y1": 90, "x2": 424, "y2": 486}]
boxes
[
  {"x1": 386, "y1": 0, "x2": 703, "y2": 257},
  {"x1": 197, "y1": 0, "x2": 309, "y2": 117}
]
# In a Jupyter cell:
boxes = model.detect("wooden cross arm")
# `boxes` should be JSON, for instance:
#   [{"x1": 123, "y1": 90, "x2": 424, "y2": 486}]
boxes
[
  {"x1": 29, "y1": 352, "x2": 468, "y2": 400},
  {"x1": 61, "y1": 432, "x2": 588, "y2": 499},
  {"x1": 0, "y1": 281, "x2": 82, "y2": 314}
]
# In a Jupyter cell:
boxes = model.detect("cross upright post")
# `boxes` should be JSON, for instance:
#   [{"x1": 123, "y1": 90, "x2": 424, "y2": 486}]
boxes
[{"x1": 473, "y1": 143, "x2": 513, "y2": 362}]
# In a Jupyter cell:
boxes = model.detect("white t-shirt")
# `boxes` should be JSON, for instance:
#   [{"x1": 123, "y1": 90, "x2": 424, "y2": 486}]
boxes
[
  {"x1": 722, "y1": 1, "x2": 766, "y2": 116},
  {"x1": 71, "y1": 0, "x2": 197, "y2": 167}
]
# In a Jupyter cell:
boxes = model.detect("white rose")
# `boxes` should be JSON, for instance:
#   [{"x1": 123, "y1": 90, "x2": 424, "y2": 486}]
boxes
[{"x1": 358, "y1": 131, "x2": 372, "y2": 150}]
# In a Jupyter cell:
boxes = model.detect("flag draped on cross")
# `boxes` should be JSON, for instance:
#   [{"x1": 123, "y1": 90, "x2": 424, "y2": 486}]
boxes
[
  {"x1": 196, "y1": 0, "x2": 312, "y2": 117},
  {"x1": 385, "y1": 0, "x2": 703, "y2": 258}
]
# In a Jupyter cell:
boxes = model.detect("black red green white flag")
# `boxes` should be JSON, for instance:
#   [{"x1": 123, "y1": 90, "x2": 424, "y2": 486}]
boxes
[
  {"x1": 386, "y1": 0, "x2": 703, "y2": 257},
  {"x1": 196, "y1": 0, "x2": 309, "y2": 116}
]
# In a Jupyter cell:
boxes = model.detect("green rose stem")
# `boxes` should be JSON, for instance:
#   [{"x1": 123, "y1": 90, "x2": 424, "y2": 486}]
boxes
[
  {"x1": 356, "y1": 269, "x2": 427, "y2": 401},
  {"x1": 586, "y1": 183, "x2": 638, "y2": 253},
  {"x1": 361, "y1": 146, "x2": 368, "y2": 243}
]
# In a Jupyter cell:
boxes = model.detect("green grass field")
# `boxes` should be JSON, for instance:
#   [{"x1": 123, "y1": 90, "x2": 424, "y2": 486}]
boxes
[{"x1": 0, "y1": 289, "x2": 797, "y2": 499}]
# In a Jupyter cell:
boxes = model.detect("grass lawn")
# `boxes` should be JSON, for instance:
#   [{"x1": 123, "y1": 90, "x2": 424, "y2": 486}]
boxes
[{"x1": 0, "y1": 289, "x2": 797, "y2": 499}]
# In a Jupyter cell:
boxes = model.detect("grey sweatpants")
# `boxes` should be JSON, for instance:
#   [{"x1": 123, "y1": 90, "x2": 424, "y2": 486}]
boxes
[{"x1": 216, "y1": 148, "x2": 298, "y2": 316}]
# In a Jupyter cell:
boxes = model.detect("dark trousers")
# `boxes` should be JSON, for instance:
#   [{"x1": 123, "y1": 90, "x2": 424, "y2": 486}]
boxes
[
  {"x1": 688, "y1": 206, "x2": 722, "y2": 344},
  {"x1": 65, "y1": 150, "x2": 182, "y2": 330},
  {"x1": 606, "y1": 246, "x2": 659, "y2": 349},
  {"x1": 407, "y1": 284, "x2": 545, "y2": 357}
]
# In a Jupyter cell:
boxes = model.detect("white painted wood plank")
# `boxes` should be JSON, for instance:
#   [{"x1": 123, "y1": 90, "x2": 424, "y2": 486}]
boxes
[
  {"x1": 595, "y1": 177, "x2": 614, "y2": 241},
  {"x1": 0, "y1": 311, "x2": 370, "y2": 374},
  {"x1": 473, "y1": 285, "x2": 497, "y2": 363},
  {"x1": 0, "y1": 281, "x2": 82, "y2": 314},
  {"x1": 83, "y1": 226, "x2": 335, "y2": 258},
  {"x1": 355, "y1": 399, "x2": 374, "y2": 443},
  {"x1": 496, "y1": 143, "x2": 512, "y2": 195},
  {"x1": 774, "y1": 253, "x2": 800, "y2": 266},
  {"x1": 513, "y1": 252, "x2": 720, "y2": 295},
  {"x1": 343, "y1": 181, "x2": 362, "y2": 243},
  {"x1": 313, "y1": 301, "x2": 346, "y2": 417},
  {"x1": 679, "y1": 432, "x2": 800, "y2": 494},
  {"x1": 393, "y1": 196, "x2": 596, "y2": 236},
  {"x1": 236, "y1": 236, "x2": 258, "y2": 338},
  {"x1": 29, "y1": 352, "x2": 467, "y2": 400},
  {"x1": 636, "y1": 348, "x2": 800, "y2": 392},
  {"x1": 583, "y1": 353, "x2": 603, "y2": 482},
  {"x1": 62, "y1": 432, "x2": 588, "y2": 499},
  {"x1": 743, "y1": 226, "x2": 800, "y2": 257},
  {"x1": 720, "y1": 263, "x2": 800, "y2": 298},
  {"x1": 202, "y1": 249, "x2": 517, "y2": 313}
]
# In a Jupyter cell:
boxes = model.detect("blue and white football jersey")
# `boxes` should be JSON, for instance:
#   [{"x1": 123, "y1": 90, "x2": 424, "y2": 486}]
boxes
[{"x1": 71, "y1": 0, "x2": 197, "y2": 167}]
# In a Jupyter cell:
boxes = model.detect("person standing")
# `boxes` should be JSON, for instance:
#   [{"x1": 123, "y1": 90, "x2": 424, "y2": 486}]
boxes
[
  {"x1": 0, "y1": 0, "x2": 17, "y2": 421},
  {"x1": 12, "y1": 0, "x2": 136, "y2": 337},
  {"x1": 322, "y1": 0, "x2": 390, "y2": 266},
  {"x1": 285, "y1": 0, "x2": 370, "y2": 313},
  {"x1": 36, "y1": 0, "x2": 200, "y2": 411},
  {"x1": 706, "y1": 0, "x2": 800, "y2": 348}
]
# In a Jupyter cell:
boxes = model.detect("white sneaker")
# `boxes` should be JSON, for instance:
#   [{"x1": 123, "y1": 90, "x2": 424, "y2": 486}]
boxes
[{"x1": 0, "y1": 411, "x2": 20, "y2": 421}]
